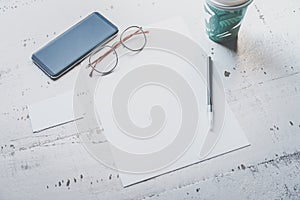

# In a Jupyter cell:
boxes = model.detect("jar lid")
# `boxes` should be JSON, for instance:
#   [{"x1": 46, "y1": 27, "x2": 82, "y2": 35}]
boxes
[{"x1": 206, "y1": 0, "x2": 253, "y2": 10}]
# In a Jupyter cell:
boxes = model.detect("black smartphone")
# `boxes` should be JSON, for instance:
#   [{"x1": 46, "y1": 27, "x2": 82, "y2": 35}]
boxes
[{"x1": 32, "y1": 12, "x2": 118, "y2": 80}]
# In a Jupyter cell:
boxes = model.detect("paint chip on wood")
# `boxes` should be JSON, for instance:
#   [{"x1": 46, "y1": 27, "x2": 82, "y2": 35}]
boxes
[{"x1": 224, "y1": 71, "x2": 231, "y2": 77}]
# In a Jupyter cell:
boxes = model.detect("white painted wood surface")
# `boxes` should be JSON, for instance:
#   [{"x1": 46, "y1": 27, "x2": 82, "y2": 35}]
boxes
[{"x1": 0, "y1": 0, "x2": 299, "y2": 199}]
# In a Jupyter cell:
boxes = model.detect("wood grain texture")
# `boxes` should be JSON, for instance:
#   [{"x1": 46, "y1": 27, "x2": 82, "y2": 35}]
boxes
[{"x1": 0, "y1": 0, "x2": 299, "y2": 199}]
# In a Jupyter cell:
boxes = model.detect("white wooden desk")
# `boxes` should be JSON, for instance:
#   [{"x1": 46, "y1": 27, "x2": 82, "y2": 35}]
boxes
[{"x1": 0, "y1": 0, "x2": 299, "y2": 199}]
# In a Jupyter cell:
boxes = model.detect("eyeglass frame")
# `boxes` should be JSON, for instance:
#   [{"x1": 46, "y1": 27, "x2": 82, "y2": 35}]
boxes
[{"x1": 88, "y1": 25, "x2": 149, "y2": 77}]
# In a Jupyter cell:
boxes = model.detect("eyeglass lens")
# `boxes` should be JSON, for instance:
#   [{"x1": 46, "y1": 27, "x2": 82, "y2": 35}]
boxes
[
  {"x1": 89, "y1": 45, "x2": 118, "y2": 77},
  {"x1": 120, "y1": 26, "x2": 147, "y2": 52}
]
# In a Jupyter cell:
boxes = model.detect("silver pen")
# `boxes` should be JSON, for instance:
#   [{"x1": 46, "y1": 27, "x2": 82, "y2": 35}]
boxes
[{"x1": 207, "y1": 56, "x2": 213, "y2": 131}]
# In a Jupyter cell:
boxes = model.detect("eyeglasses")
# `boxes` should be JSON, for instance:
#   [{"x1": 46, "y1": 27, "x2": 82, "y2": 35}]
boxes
[{"x1": 88, "y1": 26, "x2": 149, "y2": 77}]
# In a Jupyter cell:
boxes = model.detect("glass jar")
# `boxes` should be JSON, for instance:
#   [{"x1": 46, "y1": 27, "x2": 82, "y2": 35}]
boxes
[{"x1": 204, "y1": 0, "x2": 253, "y2": 43}]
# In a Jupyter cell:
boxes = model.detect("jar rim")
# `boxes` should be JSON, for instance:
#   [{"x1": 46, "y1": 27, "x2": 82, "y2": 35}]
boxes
[{"x1": 206, "y1": 0, "x2": 253, "y2": 10}]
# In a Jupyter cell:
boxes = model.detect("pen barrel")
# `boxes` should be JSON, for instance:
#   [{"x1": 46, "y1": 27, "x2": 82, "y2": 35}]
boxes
[
  {"x1": 207, "y1": 110, "x2": 214, "y2": 131},
  {"x1": 207, "y1": 56, "x2": 212, "y2": 106},
  {"x1": 207, "y1": 104, "x2": 213, "y2": 112}
]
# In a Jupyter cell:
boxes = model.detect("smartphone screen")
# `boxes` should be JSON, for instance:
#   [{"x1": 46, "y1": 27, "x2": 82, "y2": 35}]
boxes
[{"x1": 32, "y1": 12, "x2": 118, "y2": 79}]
